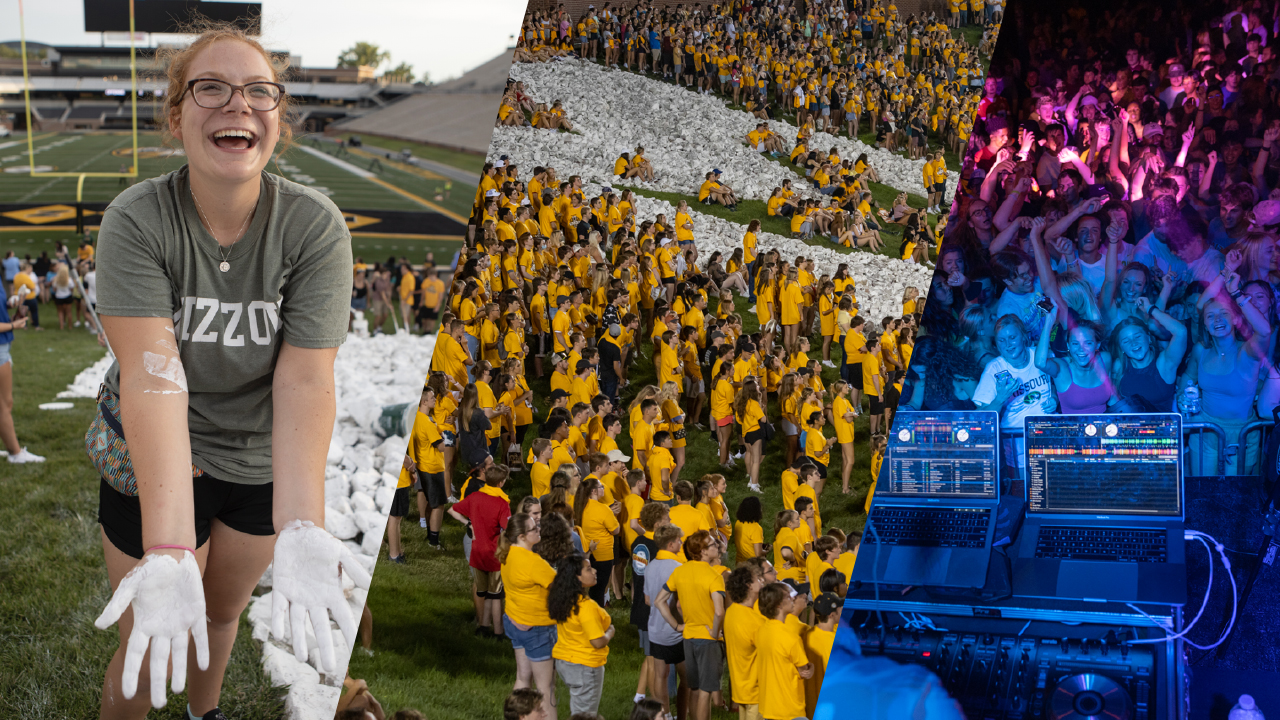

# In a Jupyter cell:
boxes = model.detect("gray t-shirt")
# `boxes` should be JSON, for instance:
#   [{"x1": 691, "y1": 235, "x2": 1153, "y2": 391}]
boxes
[
  {"x1": 646, "y1": 556, "x2": 684, "y2": 647},
  {"x1": 96, "y1": 165, "x2": 352, "y2": 484}
]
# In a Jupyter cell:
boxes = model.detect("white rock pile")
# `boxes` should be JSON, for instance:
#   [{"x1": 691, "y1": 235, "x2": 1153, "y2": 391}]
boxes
[
  {"x1": 56, "y1": 331, "x2": 435, "y2": 719},
  {"x1": 500, "y1": 60, "x2": 956, "y2": 203}
]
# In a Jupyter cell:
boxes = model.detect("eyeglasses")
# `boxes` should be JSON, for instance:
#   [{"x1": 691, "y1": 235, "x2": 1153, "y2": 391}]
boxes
[{"x1": 181, "y1": 78, "x2": 286, "y2": 111}]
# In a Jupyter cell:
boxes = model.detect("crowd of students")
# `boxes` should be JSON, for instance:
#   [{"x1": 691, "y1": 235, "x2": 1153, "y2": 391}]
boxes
[
  {"x1": 511, "y1": 0, "x2": 998, "y2": 159},
  {"x1": 918, "y1": 0, "x2": 1280, "y2": 479},
  {"x1": 377, "y1": 121, "x2": 932, "y2": 717},
  {"x1": 2, "y1": 238, "x2": 99, "y2": 333}
]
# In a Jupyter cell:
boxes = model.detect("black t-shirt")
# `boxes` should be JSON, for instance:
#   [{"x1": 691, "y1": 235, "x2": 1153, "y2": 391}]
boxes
[
  {"x1": 630, "y1": 534, "x2": 659, "y2": 628},
  {"x1": 599, "y1": 336, "x2": 623, "y2": 380},
  {"x1": 459, "y1": 409, "x2": 492, "y2": 466}
]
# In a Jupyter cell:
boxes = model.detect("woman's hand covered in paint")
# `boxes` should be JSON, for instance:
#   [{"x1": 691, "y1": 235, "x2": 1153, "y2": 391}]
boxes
[
  {"x1": 271, "y1": 520, "x2": 372, "y2": 674},
  {"x1": 94, "y1": 550, "x2": 210, "y2": 708}
]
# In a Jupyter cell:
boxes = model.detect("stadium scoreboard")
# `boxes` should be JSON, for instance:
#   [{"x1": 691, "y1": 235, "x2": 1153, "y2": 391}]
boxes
[{"x1": 84, "y1": 1, "x2": 262, "y2": 34}]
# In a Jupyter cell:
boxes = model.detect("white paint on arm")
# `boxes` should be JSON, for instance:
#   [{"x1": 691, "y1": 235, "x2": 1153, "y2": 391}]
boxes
[{"x1": 141, "y1": 350, "x2": 188, "y2": 394}]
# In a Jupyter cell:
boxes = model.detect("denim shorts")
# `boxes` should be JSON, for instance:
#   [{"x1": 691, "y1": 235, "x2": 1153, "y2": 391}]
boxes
[
  {"x1": 0, "y1": 341, "x2": 10, "y2": 367},
  {"x1": 503, "y1": 616, "x2": 558, "y2": 662}
]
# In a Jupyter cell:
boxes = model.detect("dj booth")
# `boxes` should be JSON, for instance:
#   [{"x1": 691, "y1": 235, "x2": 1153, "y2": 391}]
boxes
[{"x1": 821, "y1": 412, "x2": 1280, "y2": 720}]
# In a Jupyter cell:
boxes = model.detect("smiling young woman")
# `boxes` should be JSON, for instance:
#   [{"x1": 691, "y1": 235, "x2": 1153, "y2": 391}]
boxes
[{"x1": 89, "y1": 24, "x2": 367, "y2": 720}]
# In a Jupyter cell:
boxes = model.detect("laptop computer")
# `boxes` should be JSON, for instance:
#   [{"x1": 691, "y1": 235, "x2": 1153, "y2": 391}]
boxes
[
  {"x1": 852, "y1": 410, "x2": 1001, "y2": 590},
  {"x1": 1013, "y1": 413, "x2": 1187, "y2": 605}
]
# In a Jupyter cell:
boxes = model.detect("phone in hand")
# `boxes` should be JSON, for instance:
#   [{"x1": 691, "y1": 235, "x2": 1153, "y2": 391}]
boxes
[
  {"x1": 995, "y1": 370, "x2": 1014, "y2": 386},
  {"x1": 1035, "y1": 296, "x2": 1055, "y2": 314}
]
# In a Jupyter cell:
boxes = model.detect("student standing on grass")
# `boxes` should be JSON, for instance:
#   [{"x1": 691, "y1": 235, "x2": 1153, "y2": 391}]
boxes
[
  {"x1": 755, "y1": 583, "x2": 813, "y2": 720},
  {"x1": 803, "y1": 592, "x2": 841, "y2": 718},
  {"x1": 408, "y1": 387, "x2": 448, "y2": 552},
  {"x1": 90, "y1": 24, "x2": 367, "y2": 718},
  {"x1": 724, "y1": 565, "x2": 767, "y2": 720},
  {"x1": 448, "y1": 465, "x2": 513, "y2": 640},
  {"x1": 656, "y1": 529, "x2": 726, "y2": 720},
  {"x1": 548, "y1": 552, "x2": 615, "y2": 716},
  {"x1": 0, "y1": 285, "x2": 38, "y2": 464},
  {"x1": 629, "y1": 500, "x2": 669, "y2": 706},
  {"x1": 646, "y1": 524, "x2": 690, "y2": 720},
  {"x1": 499, "y1": 513, "x2": 558, "y2": 720}
]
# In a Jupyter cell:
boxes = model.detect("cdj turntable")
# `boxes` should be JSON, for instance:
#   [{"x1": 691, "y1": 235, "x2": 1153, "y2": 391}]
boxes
[{"x1": 842, "y1": 611, "x2": 1170, "y2": 720}]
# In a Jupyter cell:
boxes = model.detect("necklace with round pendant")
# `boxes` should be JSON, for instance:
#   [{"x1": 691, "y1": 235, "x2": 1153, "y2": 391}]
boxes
[{"x1": 192, "y1": 190, "x2": 253, "y2": 273}]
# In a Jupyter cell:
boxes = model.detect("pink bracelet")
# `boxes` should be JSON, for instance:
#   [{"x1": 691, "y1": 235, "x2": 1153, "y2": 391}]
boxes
[{"x1": 146, "y1": 544, "x2": 196, "y2": 555}]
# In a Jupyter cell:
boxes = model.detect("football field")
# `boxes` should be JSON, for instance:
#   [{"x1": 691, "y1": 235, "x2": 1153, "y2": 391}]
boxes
[{"x1": 0, "y1": 132, "x2": 475, "y2": 261}]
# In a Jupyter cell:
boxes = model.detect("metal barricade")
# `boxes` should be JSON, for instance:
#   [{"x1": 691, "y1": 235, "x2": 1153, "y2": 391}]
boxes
[
  {"x1": 1182, "y1": 422, "x2": 1227, "y2": 477},
  {"x1": 1238, "y1": 420, "x2": 1276, "y2": 477},
  {"x1": 997, "y1": 421, "x2": 1227, "y2": 479}
]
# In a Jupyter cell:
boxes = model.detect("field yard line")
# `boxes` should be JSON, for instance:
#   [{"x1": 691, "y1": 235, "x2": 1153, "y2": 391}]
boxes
[
  {"x1": 296, "y1": 144, "x2": 376, "y2": 178},
  {"x1": 296, "y1": 144, "x2": 470, "y2": 224},
  {"x1": 17, "y1": 135, "x2": 129, "y2": 202}
]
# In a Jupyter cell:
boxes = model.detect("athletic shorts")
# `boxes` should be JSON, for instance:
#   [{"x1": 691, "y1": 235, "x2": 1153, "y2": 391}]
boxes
[
  {"x1": 782, "y1": 420, "x2": 799, "y2": 436},
  {"x1": 933, "y1": 182, "x2": 947, "y2": 195},
  {"x1": 715, "y1": 415, "x2": 735, "y2": 428},
  {"x1": 684, "y1": 638, "x2": 724, "y2": 692},
  {"x1": 744, "y1": 429, "x2": 766, "y2": 445},
  {"x1": 847, "y1": 362, "x2": 864, "y2": 391},
  {"x1": 869, "y1": 395, "x2": 885, "y2": 414},
  {"x1": 472, "y1": 567, "x2": 505, "y2": 599},
  {"x1": 420, "y1": 471, "x2": 448, "y2": 508},
  {"x1": 98, "y1": 475, "x2": 275, "y2": 560},
  {"x1": 389, "y1": 486, "x2": 410, "y2": 517},
  {"x1": 54, "y1": 295, "x2": 76, "y2": 306},
  {"x1": 418, "y1": 307, "x2": 439, "y2": 321},
  {"x1": 650, "y1": 638, "x2": 686, "y2": 664}
]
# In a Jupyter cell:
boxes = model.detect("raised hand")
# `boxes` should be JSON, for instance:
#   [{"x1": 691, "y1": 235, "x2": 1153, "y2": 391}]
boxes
[
  {"x1": 1181, "y1": 124, "x2": 1196, "y2": 146},
  {"x1": 1225, "y1": 248, "x2": 1244, "y2": 273}
]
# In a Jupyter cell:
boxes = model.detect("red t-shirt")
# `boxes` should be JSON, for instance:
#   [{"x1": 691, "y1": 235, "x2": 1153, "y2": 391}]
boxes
[{"x1": 452, "y1": 487, "x2": 512, "y2": 572}]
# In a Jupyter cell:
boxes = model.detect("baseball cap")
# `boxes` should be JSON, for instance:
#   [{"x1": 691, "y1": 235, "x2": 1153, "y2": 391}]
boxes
[
  {"x1": 551, "y1": 353, "x2": 568, "y2": 366},
  {"x1": 576, "y1": 360, "x2": 593, "y2": 374},
  {"x1": 606, "y1": 449, "x2": 631, "y2": 463},
  {"x1": 549, "y1": 389, "x2": 571, "y2": 401},
  {"x1": 709, "y1": 331, "x2": 727, "y2": 343},
  {"x1": 1080, "y1": 94, "x2": 1099, "y2": 107},
  {"x1": 485, "y1": 189, "x2": 499, "y2": 197},
  {"x1": 1168, "y1": 63, "x2": 1186, "y2": 78},
  {"x1": 609, "y1": 323, "x2": 622, "y2": 337},
  {"x1": 814, "y1": 592, "x2": 842, "y2": 618},
  {"x1": 1252, "y1": 199, "x2": 1280, "y2": 228},
  {"x1": 713, "y1": 168, "x2": 723, "y2": 175},
  {"x1": 493, "y1": 159, "x2": 505, "y2": 168},
  {"x1": 1143, "y1": 123, "x2": 1164, "y2": 138}
]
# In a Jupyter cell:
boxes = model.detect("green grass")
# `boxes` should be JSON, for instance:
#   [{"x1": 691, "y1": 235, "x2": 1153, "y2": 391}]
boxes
[
  {"x1": 334, "y1": 132, "x2": 486, "y2": 175},
  {"x1": 0, "y1": 310, "x2": 283, "y2": 719},
  {"x1": 353, "y1": 294, "x2": 889, "y2": 718},
  {"x1": 0, "y1": 132, "x2": 472, "y2": 216}
]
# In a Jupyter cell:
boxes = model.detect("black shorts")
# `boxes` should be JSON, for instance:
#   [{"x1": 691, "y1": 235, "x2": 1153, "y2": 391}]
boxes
[
  {"x1": 418, "y1": 307, "x2": 439, "y2": 321},
  {"x1": 390, "y1": 486, "x2": 411, "y2": 517},
  {"x1": 54, "y1": 295, "x2": 76, "y2": 306},
  {"x1": 744, "y1": 429, "x2": 767, "y2": 445},
  {"x1": 98, "y1": 475, "x2": 275, "y2": 560},
  {"x1": 806, "y1": 459, "x2": 828, "y2": 478},
  {"x1": 868, "y1": 395, "x2": 885, "y2": 414},
  {"x1": 650, "y1": 639, "x2": 686, "y2": 664},
  {"x1": 847, "y1": 362, "x2": 864, "y2": 391},
  {"x1": 419, "y1": 471, "x2": 448, "y2": 508},
  {"x1": 933, "y1": 182, "x2": 947, "y2": 195}
]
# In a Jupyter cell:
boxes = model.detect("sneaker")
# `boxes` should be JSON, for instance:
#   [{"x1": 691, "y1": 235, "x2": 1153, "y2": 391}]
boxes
[
  {"x1": 419, "y1": 518, "x2": 428, "y2": 529},
  {"x1": 733, "y1": 451, "x2": 744, "y2": 460},
  {"x1": 692, "y1": 422, "x2": 707, "y2": 431},
  {"x1": 190, "y1": 708, "x2": 230, "y2": 720},
  {"x1": 748, "y1": 483, "x2": 763, "y2": 494},
  {"x1": 73, "y1": 321, "x2": 81, "y2": 328},
  {"x1": 747, "y1": 305, "x2": 757, "y2": 314},
  {"x1": 7, "y1": 448, "x2": 45, "y2": 464},
  {"x1": 429, "y1": 541, "x2": 446, "y2": 552},
  {"x1": 446, "y1": 495, "x2": 459, "y2": 504},
  {"x1": 389, "y1": 555, "x2": 406, "y2": 564},
  {"x1": 360, "y1": 646, "x2": 375, "y2": 657},
  {"x1": 823, "y1": 360, "x2": 837, "y2": 369}
]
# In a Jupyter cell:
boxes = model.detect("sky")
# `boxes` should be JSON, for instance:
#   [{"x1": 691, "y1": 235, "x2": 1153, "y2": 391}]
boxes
[{"x1": 0, "y1": 0, "x2": 528, "y2": 83}]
